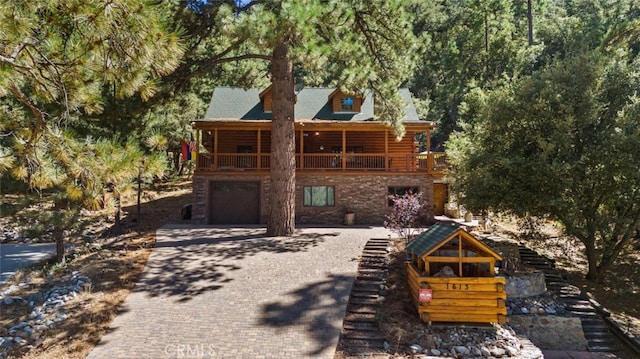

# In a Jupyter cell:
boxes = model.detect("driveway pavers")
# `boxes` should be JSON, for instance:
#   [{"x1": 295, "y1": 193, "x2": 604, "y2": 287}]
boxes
[{"x1": 86, "y1": 225, "x2": 394, "y2": 359}]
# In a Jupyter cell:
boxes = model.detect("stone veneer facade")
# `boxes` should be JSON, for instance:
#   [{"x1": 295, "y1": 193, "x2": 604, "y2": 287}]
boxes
[{"x1": 192, "y1": 173, "x2": 435, "y2": 225}]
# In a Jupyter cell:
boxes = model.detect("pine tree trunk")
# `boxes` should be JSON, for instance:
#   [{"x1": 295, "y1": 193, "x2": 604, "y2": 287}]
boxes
[
  {"x1": 266, "y1": 39, "x2": 296, "y2": 237},
  {"x1": 53, "y1": 201, "x2": 66, "y2": 263},
  {"x1": 584, "y1": 238, "x2": 600, "y2": 282},
  {"x1": 527, "y1": 0, "x2": 534, "y2": 45},
  {"x1": 55, "y1": 226, "x2": 65, "y2": 264}
]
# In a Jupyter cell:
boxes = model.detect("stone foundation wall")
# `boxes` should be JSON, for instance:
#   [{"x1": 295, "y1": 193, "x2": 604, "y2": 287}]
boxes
[
  {"x1": 192, "y1": 173, "x2": 435, "y2": 225},
  {"x1": 295, "y1": 173, "x2": 435, "y2": 225},
  {"x1": 192, "y1": 174, "x2": 207, "y2": 224}
]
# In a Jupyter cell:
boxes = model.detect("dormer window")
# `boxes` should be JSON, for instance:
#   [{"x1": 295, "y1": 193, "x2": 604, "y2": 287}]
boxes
[
  {"x1": 329, "y1": 88, "x2": 363, "y2": 113},
  {"x1": 341, "y1": 97, "x2": 354, "y2": 111}
]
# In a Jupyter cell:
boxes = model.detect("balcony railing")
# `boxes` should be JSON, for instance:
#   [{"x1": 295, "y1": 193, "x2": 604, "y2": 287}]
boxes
[{"x1": 197, "y1": 152, "x2": 448, "y2": 175}]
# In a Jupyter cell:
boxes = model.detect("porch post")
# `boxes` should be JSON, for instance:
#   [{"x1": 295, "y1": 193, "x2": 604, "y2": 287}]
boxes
[
  {"x1": 299, "y1": 129, "x2": 304, "y2": 170},
  {"x1": 342, "y1": 129, "x2": 346, "y2": 169},
  {"x1": 196, "y1": 129, "x2": 200, "y2": 167},
  {"x1": 385, "y1": 130, "x2": 389, "y2": 171},
  {"x1": 426, "y1": 129, "x2": 433, "y2": 173},
  {"x1": 257, "y1": 129, "x2": 262, "y2": 170},
  {"x1": 213, "y1": 128, "x2": 218, "y2": 170}
]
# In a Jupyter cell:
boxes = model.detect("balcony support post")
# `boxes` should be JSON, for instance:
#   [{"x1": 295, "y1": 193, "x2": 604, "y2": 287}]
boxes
[
  {"x1": 257, "y1": 129, "x2": 262, "y2": 170},
  {"x1": 213, "y1": 129, "x2": 218, "y2": 170},
  {"x1": 342, "y1": 129, "x2": 347, "y2": 169},
  {"x1": 385, "y1": 130, "x2": 389, "y2": 171}
]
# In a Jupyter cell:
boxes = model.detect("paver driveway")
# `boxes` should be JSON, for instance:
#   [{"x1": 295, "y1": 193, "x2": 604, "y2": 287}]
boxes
[{"x1": 86, "y1": 225, "x2": 394, "y2": 359}]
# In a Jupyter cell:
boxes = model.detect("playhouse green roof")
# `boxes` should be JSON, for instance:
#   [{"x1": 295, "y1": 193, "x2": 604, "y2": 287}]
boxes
[{"x1": 406, "y1": 222, "x2": 461, "y2": 257}]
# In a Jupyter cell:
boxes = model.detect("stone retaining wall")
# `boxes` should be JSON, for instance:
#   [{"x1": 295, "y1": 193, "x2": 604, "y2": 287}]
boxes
[
  {"x1": 509, "y1": 316, "x2": 589, "y2": 350},
  {"x1": 505, "y1": 271, "x2": 547, "y2": 299}
]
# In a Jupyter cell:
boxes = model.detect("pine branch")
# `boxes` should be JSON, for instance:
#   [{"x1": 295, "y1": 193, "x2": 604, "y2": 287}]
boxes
[{"x1": 9, "y1": 83, "x2": 47, "y2": 148}]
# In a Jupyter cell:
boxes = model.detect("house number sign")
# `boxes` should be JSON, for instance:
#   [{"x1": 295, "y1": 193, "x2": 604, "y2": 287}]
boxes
[
  {"x1": 446, "y1": 283, "x2": 470, "y2": 290},
  {"x1": 419, "y1": 288, "x2": 432, "y2": 302}
]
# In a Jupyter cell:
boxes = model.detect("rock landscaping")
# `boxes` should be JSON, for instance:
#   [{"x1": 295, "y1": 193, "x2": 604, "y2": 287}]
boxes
[
  {"x1": 0, "y1": 271, "x2": 92, "y2": 358},
  {"x1": 399, "y1": 324, "x2": 543, "y2": 358}
]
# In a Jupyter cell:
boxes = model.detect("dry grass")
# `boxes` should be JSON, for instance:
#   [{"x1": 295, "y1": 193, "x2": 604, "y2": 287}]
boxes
[{"x1": 0, "y1": 179, "x2": 192, "y2": 358}]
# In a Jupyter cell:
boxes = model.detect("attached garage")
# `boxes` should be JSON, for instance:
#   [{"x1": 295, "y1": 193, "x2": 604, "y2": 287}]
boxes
[{"x1": 209, "y1": 181, "x2": 260, "y2": 224}]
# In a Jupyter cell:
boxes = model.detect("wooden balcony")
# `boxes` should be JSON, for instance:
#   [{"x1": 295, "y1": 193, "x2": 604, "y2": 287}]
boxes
[{"x1": 196, "y1": 152, "x2": 448, "y2": 175}]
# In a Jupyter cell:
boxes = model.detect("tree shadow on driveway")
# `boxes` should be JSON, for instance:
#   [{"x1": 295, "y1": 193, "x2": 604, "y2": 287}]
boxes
[
  {"x1": 135, "y1": 226, "x2": 335, "y2": 302},
  {"x1": 259, "y1": 273, "x2": 354, "y2": 357}
]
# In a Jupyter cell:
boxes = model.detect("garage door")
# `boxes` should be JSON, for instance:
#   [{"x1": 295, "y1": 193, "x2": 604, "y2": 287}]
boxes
[{"x1": 209, "y1": 181, "x2": 260, "y2": 224}]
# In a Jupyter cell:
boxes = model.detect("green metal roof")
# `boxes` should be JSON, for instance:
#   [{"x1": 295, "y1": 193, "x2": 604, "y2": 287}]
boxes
[
  {"x1": 406, "y1": 222, "x2": 462, "y2": 257},
  {"x1": 202, "y1": 87, "x2": 421, "y2": 123}
]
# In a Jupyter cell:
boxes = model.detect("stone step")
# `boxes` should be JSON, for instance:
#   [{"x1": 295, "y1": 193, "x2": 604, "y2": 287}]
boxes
[
  {"x1": 353, "y1": 284, "x2": 382, "y2": 292},
  {"x1": 344, "y1": 313, "x2": 376, "y2": 322},
  {"x1": 582, "y1": 324, "x2": 610, "y2": 332},
  {"x1": 339, "y1": 339, "x2": 385, "y2": 351},
  {"x1": 366, "y1": 239, "x2": 389, "y2": 244},
  {"x1": 349, "y1": 298, "x2": 380, "y2": 306},
  {"x1": 587, "y1": 345, "x2": 619, "y2": 352},
  {"x1": 351, "y1": 291, "x2": 379, "y2": 299},
  {"x1": 347, "y1": 305, "x2": 379, "y2": 314},
  {"x1": 584, "y1": 337, "x2": 617, "y2": 345},
  {"x1": 359, "y1": 261, "x2": 387, "y2": 267},
  {"x1": 363, "y1": 245, "x2": 388, "y2": 250},
  {"x1": 342, "y1": 330, "x2": 385, "y2": 340},
  {"x1": 583, "y1": 331, "x2": 613, "y2": 338},
  {"x1": 355, "y1": 279, "x2": 384, "y2": 286},
  {"x1": 362, "y1": 252, "x2": 386, "y2": 257},
  {"x1": 343, "y1": 321, "x2": 379, "y2": 331},
  {"x1": 567, "y1": 305, "x2": 595, "y2": 313},
  {"x1": 358, "y1": 270, "x2": 388, "y2": 276}
]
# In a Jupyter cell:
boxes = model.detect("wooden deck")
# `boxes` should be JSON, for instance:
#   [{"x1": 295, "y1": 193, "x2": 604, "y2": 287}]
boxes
[{"x1": 195, "y1": 152, "x2": 448, "y2": 175}]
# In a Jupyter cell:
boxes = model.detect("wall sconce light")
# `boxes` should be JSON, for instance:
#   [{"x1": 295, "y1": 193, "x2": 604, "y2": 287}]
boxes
[
  {"x1": 314, "y1": 131, "x2": 320, "y2": 136},
  {"x1": 319, "y1": 145, "x2": 324, "y2": 151}
]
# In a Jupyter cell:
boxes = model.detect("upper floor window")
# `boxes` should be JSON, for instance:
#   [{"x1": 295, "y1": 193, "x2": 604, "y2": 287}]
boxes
[
  {"x1": 329, "y1": 88, "x2": 363, "y2": 113},
  {"x1": 341, "y1": 97, "x2": 354, "y2": 111}
]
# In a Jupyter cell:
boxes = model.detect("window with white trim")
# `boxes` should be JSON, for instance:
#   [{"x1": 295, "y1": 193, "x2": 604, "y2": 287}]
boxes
[{"x1": 303, "y1": 186, "x2": 335, "y2": 207}]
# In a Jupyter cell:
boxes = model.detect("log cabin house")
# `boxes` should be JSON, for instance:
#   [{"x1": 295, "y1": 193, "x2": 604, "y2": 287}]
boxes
[
  {"x1": 190, "y1": 86, "x2": 448, "y2": 225},
  {"x1": 405, "y1": 222, "x2": 507, "y2": 324}
]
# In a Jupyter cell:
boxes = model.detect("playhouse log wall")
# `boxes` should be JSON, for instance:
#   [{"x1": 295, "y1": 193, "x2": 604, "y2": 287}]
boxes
[{"x1": 406, "y1": 263, "x2": 507, "y2": 324}]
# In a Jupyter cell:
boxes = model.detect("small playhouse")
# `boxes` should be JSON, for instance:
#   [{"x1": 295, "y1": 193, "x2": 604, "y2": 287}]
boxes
[{"x1": 405, "y1": 222, "x2": 507, "y2": 324}]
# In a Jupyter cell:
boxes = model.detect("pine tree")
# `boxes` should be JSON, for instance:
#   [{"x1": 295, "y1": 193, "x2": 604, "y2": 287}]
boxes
[
  {"x1": 0, "y1": 0, "x2": 184, "y2": 261},
  {"x1": 172, "y1": 0, "x2": 418, "y2": 236}
]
